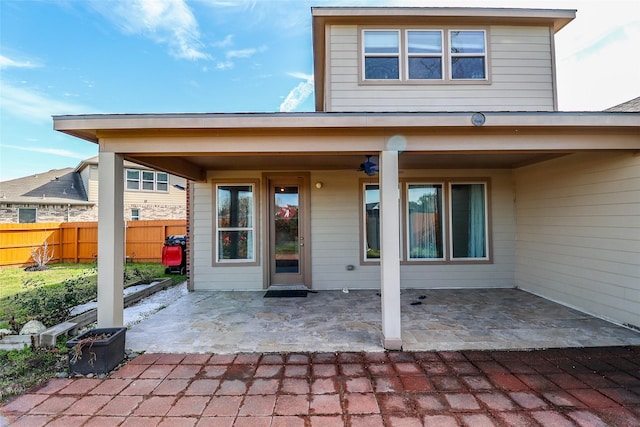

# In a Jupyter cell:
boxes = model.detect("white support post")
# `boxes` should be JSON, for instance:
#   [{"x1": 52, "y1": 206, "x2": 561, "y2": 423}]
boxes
[
  {"x1": 379, "y1": 150, "x2": 402, "y2": 350},
  {"x1": 97, "y1": 152, "x2": 125, "y2": 327}
]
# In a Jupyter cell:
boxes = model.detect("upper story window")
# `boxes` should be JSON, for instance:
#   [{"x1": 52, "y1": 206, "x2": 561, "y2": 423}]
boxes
[
  {"x1": 126, "y1": 169, "x2": 169, "y2": 192},
  {"x1": 407, "y1": 30, "x2": 443, "y2": 79},
  {"x1": 363, "y1": 30, "x2": 400, "y2": 80},
  {"x1": 450, "y1": 30, "x2": 486, "y2": 79},
  {"x1": 361, "y1": 28, "x2": 488, "y2": 83}
]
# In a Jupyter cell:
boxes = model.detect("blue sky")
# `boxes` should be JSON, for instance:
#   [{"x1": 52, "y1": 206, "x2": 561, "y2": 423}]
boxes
[{"x1": 1, "y1": 0, "x2": 639, "y2": 181}]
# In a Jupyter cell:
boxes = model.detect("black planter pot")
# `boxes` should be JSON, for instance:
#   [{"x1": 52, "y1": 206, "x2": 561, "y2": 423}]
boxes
[{"x1": 66, "y1": 327, "x2": 126, "y2": 375}]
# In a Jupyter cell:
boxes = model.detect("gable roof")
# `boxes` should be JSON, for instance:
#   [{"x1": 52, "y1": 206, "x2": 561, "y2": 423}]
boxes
[
  {"x1": 606, "y1": 96, "x2": 640, "y2": 112},
  {"x1": 0, "y1": 167, "x2": 90, "y2": 205},
  {"x1": 311, "y1": 6, "x2": 576, "y2": 111}
]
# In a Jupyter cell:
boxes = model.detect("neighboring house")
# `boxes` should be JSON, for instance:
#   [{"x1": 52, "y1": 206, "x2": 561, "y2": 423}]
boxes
[
  {"x1": 606, "y1": 96, "x2": 640, "y2": 112},
  {"x1": 0, "y1": 167, "x2": 91, "y2": 223},
  {"x1": 0, "y1": 156, "x2": 186, "y2": 223},
  {"x1": 53, "y1": 7, "x2": 640, "y2": 350}
]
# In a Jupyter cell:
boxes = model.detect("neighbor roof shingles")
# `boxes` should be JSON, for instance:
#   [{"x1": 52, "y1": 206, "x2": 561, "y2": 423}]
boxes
[{"x1": 0, "y1": 168, "x2": 90, "y2": 204}]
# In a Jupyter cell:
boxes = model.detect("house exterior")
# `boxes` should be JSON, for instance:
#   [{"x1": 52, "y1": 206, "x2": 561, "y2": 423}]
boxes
[
  {"x1": 0, "y1": 156, "x2": 187, "y2": 223},
  {"x1": 53, "y1": 7, "x2": 640, "y2": 350}
]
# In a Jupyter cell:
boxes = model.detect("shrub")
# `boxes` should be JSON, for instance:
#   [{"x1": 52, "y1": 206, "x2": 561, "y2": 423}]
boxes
[
  {"x1": 124, "y1": 265, "x2": 157, "y2": 285},
  {"x1": 11, "y1": 269, "x2": 97, "y2": 328},
  {"x1": 27, "y1": 241, "x2": 55, "y2": 271}
]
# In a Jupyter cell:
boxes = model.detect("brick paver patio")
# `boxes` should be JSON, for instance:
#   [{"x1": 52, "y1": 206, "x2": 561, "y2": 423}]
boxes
[{"x1": 2, "y1": 346, "x2": 639, "y2": 426}]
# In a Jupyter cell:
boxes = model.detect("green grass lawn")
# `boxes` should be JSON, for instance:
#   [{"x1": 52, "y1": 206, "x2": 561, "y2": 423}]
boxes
[{"x1": 0, "y1": 263, "x2": 96, "y2": 300}]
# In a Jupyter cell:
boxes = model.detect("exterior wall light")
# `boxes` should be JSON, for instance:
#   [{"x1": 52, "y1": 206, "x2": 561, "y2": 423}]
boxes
[
  {"x1": 471, "y1": 112, "x2": 486, "y2": 126},
  {"x1": 315, "y1": 182, "x2": 323, "y2": 189}
]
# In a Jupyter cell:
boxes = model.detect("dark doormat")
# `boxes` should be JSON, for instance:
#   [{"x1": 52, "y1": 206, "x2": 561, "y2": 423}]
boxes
[{"x1": 264, "y1": 290, "x2": 308, "y2": 298}]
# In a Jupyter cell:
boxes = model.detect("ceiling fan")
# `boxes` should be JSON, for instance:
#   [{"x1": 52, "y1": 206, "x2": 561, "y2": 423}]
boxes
[{"x1": 358, "y1": 155, "x2": 379, "y2": 176}]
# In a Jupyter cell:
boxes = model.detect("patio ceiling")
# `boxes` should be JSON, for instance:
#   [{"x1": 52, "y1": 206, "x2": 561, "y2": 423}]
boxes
[{"x1": 127, "y1": 152, "x2": 568, "y2": 179}]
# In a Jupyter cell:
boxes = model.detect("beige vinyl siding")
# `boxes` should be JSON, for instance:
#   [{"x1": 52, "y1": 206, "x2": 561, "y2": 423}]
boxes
[
  {"x1": 78, "y1": 166, "x2": 92, "y2": 201},
  {"x1": 123, "y1": 175, "x2": 186, "y2": 206},
  {"x1": 327, "y1": 25, "x2": 554, "y2": 112},
  {"x1": 191, "y1": 173, "x2": 264, "y2": 290},
  {"x1": 84, "y1": 165, "x2": 99, "y2": 202},
  {"x1": 87, "y1": 166, "x2": 186, "y2": 205},
  {"x1": 310, "y1": 171, "x2": 378, "y2": 289},
  {"x1": 514, "y1": 152, "x2": 640, "y2": 329}
]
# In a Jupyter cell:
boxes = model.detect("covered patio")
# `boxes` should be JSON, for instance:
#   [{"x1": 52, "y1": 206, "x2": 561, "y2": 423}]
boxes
[
  {"x1": 125, "y1": 288, "x2": 640, "y2": 354},
  {"x1": 53, "y1": 112, "x2": 640, "y2": 352}
]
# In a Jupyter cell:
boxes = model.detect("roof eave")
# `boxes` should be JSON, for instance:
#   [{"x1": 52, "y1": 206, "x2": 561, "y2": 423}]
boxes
[{"x1": 53, "y1": 112, "x2": 640, "y2": 140}]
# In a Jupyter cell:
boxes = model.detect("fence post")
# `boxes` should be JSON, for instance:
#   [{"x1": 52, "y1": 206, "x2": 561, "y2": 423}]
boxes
[{"x1": 74, "y1": 225, "x2": 80, "y2": 263}]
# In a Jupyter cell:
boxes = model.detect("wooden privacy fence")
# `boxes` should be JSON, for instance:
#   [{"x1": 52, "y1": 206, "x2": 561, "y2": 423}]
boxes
[{"x1": 0, "y1": 220, "x2": 186, "y2": 267}]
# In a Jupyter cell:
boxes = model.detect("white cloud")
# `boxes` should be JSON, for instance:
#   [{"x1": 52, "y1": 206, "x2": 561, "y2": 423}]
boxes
[
  {"x1": 212, "y1": 34, "x2": 234, "y2": 48},
  {"x1": 90, "y1": 0, "x2": 209, "y2": 60},
  {"x1": 0, "y1": 54, "x2": 39, "y2": 69},
  {"x1": 280, "y1": 73, "x2": 314, "y2": 112},
  {"x1": 0, "y1": 82, "x2": 96, "y2": 123},
  {"x1": 0, "y1": 144, "x2": 88, "y2": 160},
  {"x1": 200, "y1": 0, "x2": 256, "y2": 7},
  {"x1": 226, "y1": 45, "x2": 267, "y2": 59},
  {"x1": 287, "y1": 72, "x2": 313, "y2": 81},
  {"x1": 216, "y1": 61, "x2": 234, "y2": 70}
]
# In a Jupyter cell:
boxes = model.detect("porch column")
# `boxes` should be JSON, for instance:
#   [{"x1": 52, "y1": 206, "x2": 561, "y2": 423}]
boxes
[
  {"x1": 379, "y1": 150, "x2": 402, "y2": 350},
  {"x1": 97, "y1": 151, "x2": 125, "y2": 327}
]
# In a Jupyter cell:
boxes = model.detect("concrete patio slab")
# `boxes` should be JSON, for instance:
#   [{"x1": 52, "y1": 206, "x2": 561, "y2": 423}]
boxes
[{"x1": 124, "y1": 288, "x2": 640, "y2": 354}]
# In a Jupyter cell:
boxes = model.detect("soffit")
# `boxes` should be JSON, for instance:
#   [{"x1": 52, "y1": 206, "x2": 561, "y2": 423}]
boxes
[{"x1": 125, "y1": 152, "x2": 567, "y2": 182}]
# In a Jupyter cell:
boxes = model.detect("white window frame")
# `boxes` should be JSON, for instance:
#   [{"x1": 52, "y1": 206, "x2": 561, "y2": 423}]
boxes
[
  {"x1": 126, "y1": 169, "x2": 140, "y2": 190},
  {"x1": 131, "y1": 208, "x2": 140, "y2": 221},
  {"x1": 405, "y1": 30, "x2": 444, "y2": 81},
  {"x1": 448, "y1": 29, "x2": 487, "y2": 80},
  {"x1": 156, "y1": 173, "x2": 169, "y2": 191},
  {"x1": 214, "y1": 182, "x2": 258, "y2": 265},
  {"x1": 141, "y1": 171, "x2": 155, "y2": 191},
  {"x1": 362, "y1": 29, "x2": 401, "y2": 81},
  {"x1": 125, "y1": 169, "x2": 170, "y2": 192}
]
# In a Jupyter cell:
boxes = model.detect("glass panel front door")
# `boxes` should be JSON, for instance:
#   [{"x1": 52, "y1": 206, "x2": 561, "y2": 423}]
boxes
[
  {"x1": 269, "y1": 178, "x2": 307, "y2": 286},
  {"x1": 274, "y1": 186, "x2": 299, "y2": 274}
]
